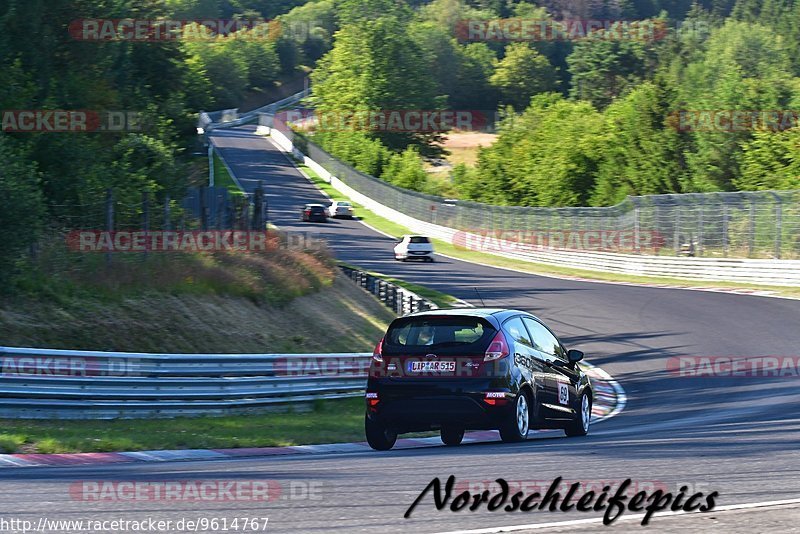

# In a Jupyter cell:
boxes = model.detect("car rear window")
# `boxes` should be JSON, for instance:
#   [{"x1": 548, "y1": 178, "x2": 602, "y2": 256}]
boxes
[
  {"x1": 384, "y1": 316, "x2": 496, "y2": 355},
  {"x1": 410, "y1": 236, "x2": 430, "y2": 243},
  {"x1": 310, "y1": 206, "x2": 325, "y2": 213}
]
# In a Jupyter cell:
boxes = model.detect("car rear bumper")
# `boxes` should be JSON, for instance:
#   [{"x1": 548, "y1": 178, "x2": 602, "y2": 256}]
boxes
[{"x1": 366, "y1": 378, "x2": 513, "y2": 432}]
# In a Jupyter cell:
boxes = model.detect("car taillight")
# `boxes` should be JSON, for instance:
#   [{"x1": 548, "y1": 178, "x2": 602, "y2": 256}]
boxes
[
  {"x1": 483, "y1": 391, "x2": 510, "y2": 406},
  {"x1": 366, "y1": 392, "x2": 379, "y2": 406},
  {"x1": 484, "y1": 331, "x2": 509, "y2": 362},
  {"x1": 372, "y1": 338, "x2": 384, "y2": 363}
]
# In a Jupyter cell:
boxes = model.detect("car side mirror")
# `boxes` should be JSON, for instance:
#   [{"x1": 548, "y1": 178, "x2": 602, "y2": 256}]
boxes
[{"x1": 567, "y1": 349, "x2": 584, "y2": 363}]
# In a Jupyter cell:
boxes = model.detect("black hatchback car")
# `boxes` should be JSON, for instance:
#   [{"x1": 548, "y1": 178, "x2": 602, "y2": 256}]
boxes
[
  {"x1": 365, "y1": 308, "x2": 592, "y2": 450},
  {"x1": 301, "y1": 203, "x2": 328, "y2": 222}
]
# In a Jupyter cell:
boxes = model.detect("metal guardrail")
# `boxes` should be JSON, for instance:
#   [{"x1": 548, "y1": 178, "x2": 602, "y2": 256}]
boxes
[
  {"x1": 199, "y1": 89, "x2": 310, "y2": 132},
  {"x1": 271, "y1": 117, "x2": 800, "y2": 260},
  {"x1": 268, "y1": 122, "x2": 800, "y2": 285},
  {"x1": 0, "y1": 346, "x2": 372, "y2": 419},
  {"x1": 339, "y1": 266, "x2": 437, "y2": 315}
]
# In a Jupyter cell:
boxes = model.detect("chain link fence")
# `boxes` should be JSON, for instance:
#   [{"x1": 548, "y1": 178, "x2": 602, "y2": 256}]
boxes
[{"x1": 282, "y1": 125, "x2": 800, "y2": 259}]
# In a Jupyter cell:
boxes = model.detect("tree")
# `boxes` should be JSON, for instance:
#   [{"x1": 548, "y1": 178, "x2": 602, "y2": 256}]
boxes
[
  {"x1": 471, "y1": 94, "x2": 606, "y2": 206},
  {"x1": 591, "y1": 82, "x2": 686, "y2": 205},
  {"x1": 737, "y1": 128, "x2": 800, "y2": 190},
  {"x1": 382, "y1": 147, "x2": 429, "y2": 190},
  {"x1": 679, "y1": 20, "x2": 794, "y2": 191},
  {"x1": 0, "y1": 136, "x2": 44, "y2": 281},
  {"x1": 490, "y1": 43, "x2": 559, "y2": 111},
  {"x1": 566, "y1": 25, "x2": 660, "y2": 109},
  {"x1": 312, "y1": 16, "x2": 443, "y2": 153}
]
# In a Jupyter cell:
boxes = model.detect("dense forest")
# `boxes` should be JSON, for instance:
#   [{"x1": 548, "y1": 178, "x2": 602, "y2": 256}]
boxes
[
  {"x1": 1, "y1": 0, "x2": 800, "y2": 275},
  {"x1": 307, "y1": 0, "x2": 800, "y2": 207}
]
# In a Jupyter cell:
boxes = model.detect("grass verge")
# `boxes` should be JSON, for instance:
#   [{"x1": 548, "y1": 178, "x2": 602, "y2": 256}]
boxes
[
  {"x1": 298, "y1": 163, "x2": 800, "y2": 299},
  {"x1": 0, "y1": 398, "x2": 366, "y2": 453},
  {"x1": 213, "y1": 153, "x2": 245, "y2": 196}
]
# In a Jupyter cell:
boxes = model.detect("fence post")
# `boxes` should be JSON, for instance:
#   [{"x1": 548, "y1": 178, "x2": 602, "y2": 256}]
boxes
[
  {"x1": 252, "y1": 186, "x2": 264, "y2": 230},
  {"x1": 722, "y1": 203, "x2": 729, "y2": 258},
  {"x1": 200, "y1": 187, "x2": 208, "y2": 231},
  {"x1": 142, "y1": 191, "x2": 150, "y2": 260},
  {"x1": 105, "y1": 188, "x2": 114, "y2": 267},
  {"x1": 748, "y1": 199, "x2": 755, "y2": 258},
  {"x1": 674, "y1": 204, "x2": 681, "y2": 255},
  {"x1": 634, "y1": 206, "x2": 641, "y2": 253},
  {"x1": 775, "y1": 197, "x2": 783, "y2": 259},
  {"x1": 697, "y1": 200, "x2": 704, "y2": 257}
]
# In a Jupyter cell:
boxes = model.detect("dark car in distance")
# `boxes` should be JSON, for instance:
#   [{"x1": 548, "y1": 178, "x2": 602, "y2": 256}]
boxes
[
  {"x1": 365, "y1": 308, "x2": 592, "y2": 450},
  {"x1": 301, "y1": 203, "x2": 328, "y2": 223}
]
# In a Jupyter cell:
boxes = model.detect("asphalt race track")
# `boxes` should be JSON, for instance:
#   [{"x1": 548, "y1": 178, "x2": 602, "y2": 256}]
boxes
[{"x1": 2, "y1": 126, "x2": 799, "y2": 533}]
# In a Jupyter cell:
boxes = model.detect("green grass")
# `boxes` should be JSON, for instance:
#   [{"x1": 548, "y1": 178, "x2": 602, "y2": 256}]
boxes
[
  {"x1": 338, "y1": 261, "x2": 460, "y2": 308},
  {"x1": 0, "y1": 398, "x2": 368, "y2": 453},
  {"x1": 213, "y1": 153, "x2": 245, "y2": 196},
  {"x1": 296, "y1": 163, "x2": 800, "y2": 299}
]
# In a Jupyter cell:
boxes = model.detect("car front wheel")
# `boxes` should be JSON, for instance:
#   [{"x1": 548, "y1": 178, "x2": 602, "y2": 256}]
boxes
[
  {"x1": 365, "y1": 415, "x2": 397, "y2": 450},
  {"x1": 565, "y1": 392, "x2": 591, "y2": 437}
]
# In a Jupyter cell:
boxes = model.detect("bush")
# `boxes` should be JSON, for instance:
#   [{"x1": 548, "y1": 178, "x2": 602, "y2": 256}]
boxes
[{"x1": 0, "y1": 136, "x2": 44, "y2": 282}]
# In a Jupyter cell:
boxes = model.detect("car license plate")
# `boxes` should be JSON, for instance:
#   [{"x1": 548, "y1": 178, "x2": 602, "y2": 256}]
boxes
[{"x1": 408, "y1": 361, "x2": 455, "y2": 372}]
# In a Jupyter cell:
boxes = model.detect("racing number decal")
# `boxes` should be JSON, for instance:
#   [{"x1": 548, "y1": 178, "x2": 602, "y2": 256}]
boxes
[{"x1": 558, "y1": 383, "x2": 569, "y2": 405}]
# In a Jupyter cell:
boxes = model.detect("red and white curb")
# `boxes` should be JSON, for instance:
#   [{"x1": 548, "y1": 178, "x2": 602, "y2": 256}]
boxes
[{"x1": 0, "y1": 365, "x2": 624, "y2": 469}]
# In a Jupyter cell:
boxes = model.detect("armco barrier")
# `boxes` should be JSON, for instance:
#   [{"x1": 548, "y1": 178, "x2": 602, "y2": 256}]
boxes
[
  {"x1": 269, "y1": 132, "x2": 800, "y2": 286},
  {"x1": 0, "y1": 347, "x2": 623, "y2": 423},
  {"x1": 0, "y1": 346, "x2": 373, "y2": 419},
  {"x1": 340, "y1": 265, "x2": 437, "y2": 315},
  {"x1": 199, "y1": 90, "x2": 309, "y2": 132}
]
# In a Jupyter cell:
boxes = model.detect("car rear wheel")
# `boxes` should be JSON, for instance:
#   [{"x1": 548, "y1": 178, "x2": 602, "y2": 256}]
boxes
[
  {"x1": 500, "y1": 391, "x2": 530, "y2": 443},
  {"x1": 440, "y1": 426, "x2": 464, "y2": 446},
  {"x1": 565, "y1": 392, "x2": 591, "y2": 437},
  {"x1": 365, "y1": 415, "x2": 397, "y2": 450}
]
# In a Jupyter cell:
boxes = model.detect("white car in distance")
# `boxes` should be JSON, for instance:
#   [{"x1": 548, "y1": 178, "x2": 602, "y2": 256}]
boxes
[
  {"x1": 394, "y1": 235, "x2": 434, "y2": 262},
  {"x1": 328, "y1": 200, "x2": 355, "y2": 219}
]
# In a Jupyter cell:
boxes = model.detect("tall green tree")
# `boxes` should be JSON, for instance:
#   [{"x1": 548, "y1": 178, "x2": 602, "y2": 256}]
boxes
[
  {"x1": 312, "y1": 15, "x2": 443, "y2": 153},
  {"x1": 490, "y1": 43, "x2": 559, "y2": 111},
  {"x1": 567, "y1": 25, "x2": 661, "y2": 109},
  {"x1": 470, "y1": 94, "x2": 605, "y2": 206},
  {"x1": 679, "y1": 19, "x2": 794, "y2": 191},
  {"x1": 591, "y1": 82, "x2": 686, "y2": 205}
]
